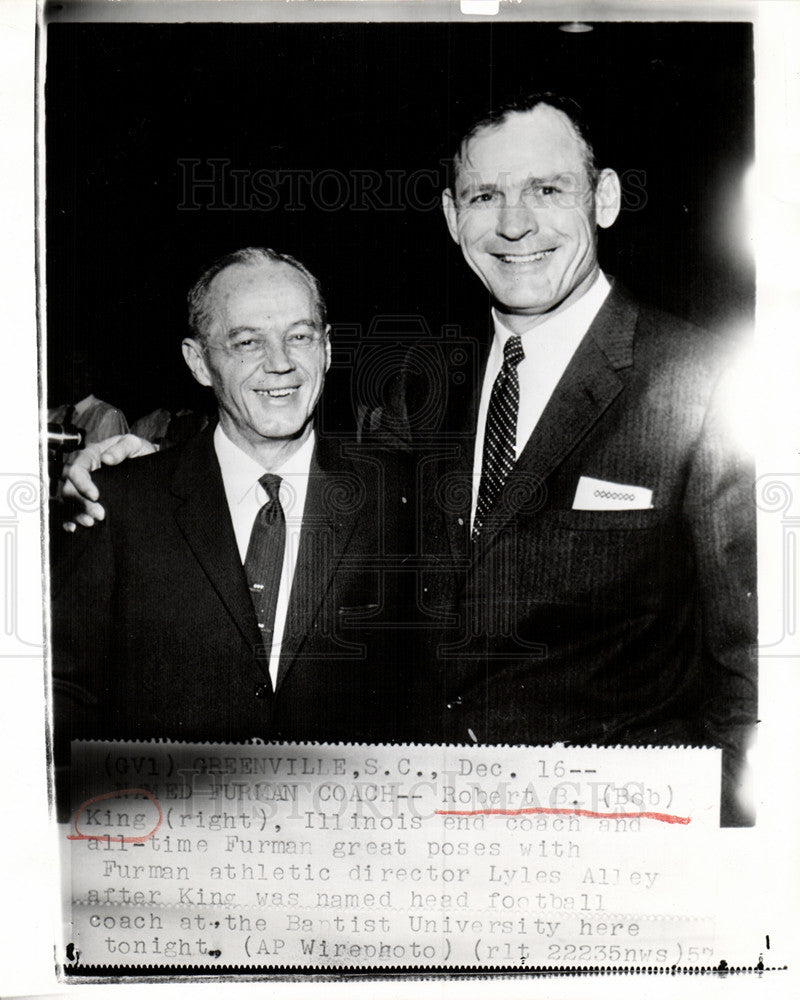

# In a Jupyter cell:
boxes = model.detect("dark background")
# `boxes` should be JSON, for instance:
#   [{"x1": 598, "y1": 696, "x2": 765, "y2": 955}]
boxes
[{"x1": 46, "y1": 20, "x2": 754, "y2": 431}]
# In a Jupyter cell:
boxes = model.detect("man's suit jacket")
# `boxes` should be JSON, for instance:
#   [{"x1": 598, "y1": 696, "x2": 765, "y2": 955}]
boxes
[
  {"x1": 372, "y1": 284, "x2": 756, "y2": 792},
  {"x1": 52, "y1": 424, "x2": 414, "y2": 762}
]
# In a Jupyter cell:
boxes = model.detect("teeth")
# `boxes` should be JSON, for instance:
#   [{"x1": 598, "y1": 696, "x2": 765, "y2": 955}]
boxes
[
  {"x1": 256, "y1": 388, "x2": 297, "y2": 398},
  {"x1": 498, "y1": 250, "x2": 554, "y2": 263}
]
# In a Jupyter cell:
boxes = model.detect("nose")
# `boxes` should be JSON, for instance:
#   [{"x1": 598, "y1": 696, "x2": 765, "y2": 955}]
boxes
[
  {"x1": 495, "y1": 201, "x2": 540, "y2": 241},
  {"x1": 260, "y1": 341, "x2": 294, "y2": 373}
]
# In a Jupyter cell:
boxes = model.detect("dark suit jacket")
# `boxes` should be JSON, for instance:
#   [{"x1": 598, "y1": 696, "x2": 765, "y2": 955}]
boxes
[
  {"x1": 370, "y1": 284, "x2": 756, "y2": 816},
  {"x1": 52, "y1": 425, "x2": 414, "y2": 763}
]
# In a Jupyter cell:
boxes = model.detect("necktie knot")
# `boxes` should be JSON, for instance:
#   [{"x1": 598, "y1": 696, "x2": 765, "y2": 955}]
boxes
[
  {"x1": 258, "y1": 473, "x2": 282, "y2": 524},
  {"x1": 259, "y1": 473, "x2": 282, "y2": 504},
  {"x1": 503, "y1": 334, "x2": 524, "y2": 370}
]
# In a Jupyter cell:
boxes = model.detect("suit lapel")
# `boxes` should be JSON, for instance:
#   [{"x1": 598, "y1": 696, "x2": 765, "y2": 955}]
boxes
[
  {"x1": 276, "y1": 436, "x2": 362, "y2": 689},
  {"x1": 170, "y1": 426, "x2": 265, "y2": 657},
  {"x1": 473, "y1": 284, "x2": 639, "y2": 554}
]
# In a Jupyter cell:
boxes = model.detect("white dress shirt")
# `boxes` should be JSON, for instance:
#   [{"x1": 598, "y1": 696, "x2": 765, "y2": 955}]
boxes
[
  {"x1": 471, "y1": 271, "x2": 611, "y2": 527},
  {"x1": 214, "y1": 424, "x2": 315, "y2": 688}
]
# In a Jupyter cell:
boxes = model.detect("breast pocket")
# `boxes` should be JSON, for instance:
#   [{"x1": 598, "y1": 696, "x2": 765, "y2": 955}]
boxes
[{"x1": 516, "y1": 507, "x2": 686, "y2": 612}]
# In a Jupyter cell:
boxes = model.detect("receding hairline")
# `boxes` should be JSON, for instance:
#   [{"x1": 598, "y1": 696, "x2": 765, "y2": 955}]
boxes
[
  {"x1": 208, "y1": 257, "x2": 318, "y2": 300},
  {"x1": 204, "y1": 259, "x2": 321, "y2": 335},
  {"x1": 187, "y1": 246, "x2": 327, "y2": 344}
]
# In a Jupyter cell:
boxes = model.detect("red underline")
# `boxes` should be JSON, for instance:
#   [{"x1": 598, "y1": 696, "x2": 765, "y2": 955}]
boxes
[{"x1": 435, "y1": 807, "x2": 690, "y2": 825}]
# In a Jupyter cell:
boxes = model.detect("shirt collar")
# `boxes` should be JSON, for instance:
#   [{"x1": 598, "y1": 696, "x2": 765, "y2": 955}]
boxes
[
  {"x1": 491, "y1": 270, "x2": 611, "y2": 346},
  {"x1": 214, "y1": 422, "x2": 316, "y2": 508}
]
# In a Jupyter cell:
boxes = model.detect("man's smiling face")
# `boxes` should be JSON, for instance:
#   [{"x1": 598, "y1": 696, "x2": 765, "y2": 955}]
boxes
[
  {"x1": 443, "y1": 104, "x2": 620, "y2": 333},
  {"x1": 182, "y1": 259, "x2": 330, "y2": 460}
]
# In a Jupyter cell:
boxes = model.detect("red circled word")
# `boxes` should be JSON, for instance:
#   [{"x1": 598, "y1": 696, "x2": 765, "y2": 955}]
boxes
[{"x1": 67, "y1": 787, "x2": 163, "y2": 843}]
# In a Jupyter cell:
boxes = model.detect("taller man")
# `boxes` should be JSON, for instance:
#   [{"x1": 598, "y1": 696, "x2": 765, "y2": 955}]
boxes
[{"x1": 380, "y1": 94, "x2": 756, "y2": 821}]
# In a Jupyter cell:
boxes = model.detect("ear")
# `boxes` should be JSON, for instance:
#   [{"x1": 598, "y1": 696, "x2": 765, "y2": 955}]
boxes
[
  {"x1": 595, "y1": 168, "x2": 622, "y2": 229},
  {"x1": 182, "y1": 338, "x2": 213, "y2": 388},
  {"x1": 442, "y1": 188, "x2": 461, "y2": 245},
  {"x1": 323, "y1": 325, "x2": 332, "y2": 372}
]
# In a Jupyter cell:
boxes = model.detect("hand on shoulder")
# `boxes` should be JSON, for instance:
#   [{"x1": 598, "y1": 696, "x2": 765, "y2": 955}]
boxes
[{"x1": 61, "y1": 434, "x2": 158, "y2": 530}]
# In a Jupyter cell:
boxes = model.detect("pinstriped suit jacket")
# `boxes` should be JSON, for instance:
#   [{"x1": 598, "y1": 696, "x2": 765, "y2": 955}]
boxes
[{"x1": 372, "y1": 284, "x2": 756, "y2": 822}]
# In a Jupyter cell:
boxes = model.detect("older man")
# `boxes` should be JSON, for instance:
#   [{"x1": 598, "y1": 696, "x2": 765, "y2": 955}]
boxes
[{"x1": 52, "y1": 247, "x2": 411, "y2": 765}]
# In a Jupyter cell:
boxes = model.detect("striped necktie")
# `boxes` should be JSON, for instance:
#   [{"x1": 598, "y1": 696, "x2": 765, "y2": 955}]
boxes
[
  {"x1": 244, "y1": 473, "x2": 285, "y2": 654},
  {"x1": 472, "y1": 334, "x2": 524, "y2": 540}
]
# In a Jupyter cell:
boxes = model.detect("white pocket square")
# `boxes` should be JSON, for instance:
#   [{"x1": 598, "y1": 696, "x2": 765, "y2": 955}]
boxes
[{"x1": 572, "y1": 476, "x2": 653, "y2": 511}]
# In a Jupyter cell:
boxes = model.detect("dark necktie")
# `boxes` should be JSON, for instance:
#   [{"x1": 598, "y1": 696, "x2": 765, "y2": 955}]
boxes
[
  {"x1": 244, "y1": 473, "x2": 285, "y2": 654},
  {"x1": 472, "y1": 334, "x2": 525, "y2": 540}
]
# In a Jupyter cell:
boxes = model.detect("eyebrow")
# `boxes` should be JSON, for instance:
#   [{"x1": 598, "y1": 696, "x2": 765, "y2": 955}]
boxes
[
  {"x1": 457, "y1": 174, "x2": 573, "y2": 199},
  {"x1": 285, "y1": 319, "x2": 320, "y2": 331},
  {"x1": 226, "y1": 320, "x2": 319, "y2": 339},
  {"x1": 456, "y1": 181, "x2": 497, "y2": 199}
]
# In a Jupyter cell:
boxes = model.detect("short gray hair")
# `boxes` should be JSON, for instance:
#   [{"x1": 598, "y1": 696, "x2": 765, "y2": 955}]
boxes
[{"x1": 187, "y1": 247, "x2": 328, "y2": 343}]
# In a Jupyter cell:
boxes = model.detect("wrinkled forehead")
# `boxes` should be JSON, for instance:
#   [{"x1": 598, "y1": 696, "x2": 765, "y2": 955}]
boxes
[
  {"x1": 208, "y1": 262, "x2": 318, "y2": 330},
  {"x1": 456, "y1": 106, "x2": 591, "y2": 191}
]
